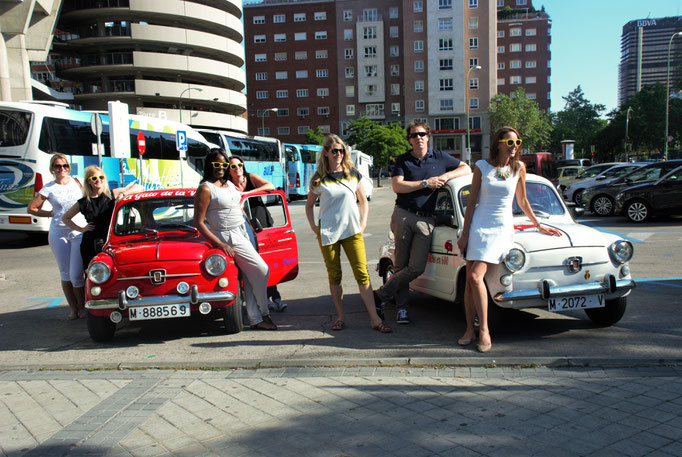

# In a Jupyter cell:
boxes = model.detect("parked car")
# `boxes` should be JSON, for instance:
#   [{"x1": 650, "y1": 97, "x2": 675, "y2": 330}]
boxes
[
  {"x1": 583, "y1": 160, "x2": 682, "y2": 216},
  {"x1": 563, "y1": 163, "x2": 643, "y2": 205},
  {"x1": 377, "y1": 174, "x2": 636, "y2": 328},
  {"x1": 519, "y1": 152, "x2": 559, "y2": 188},
  {"x1": 615, "y1": 165, "x2": 682, "y2": 222},
  {"x1": 83, "y1": 189, "x2": 299, "y2": 342},
  {"x1": 557, "y1": 166, "x2": 584, "y2": 191},
  {"x1": 557, "y1": 158, "x2": 592, "y2": 167}
]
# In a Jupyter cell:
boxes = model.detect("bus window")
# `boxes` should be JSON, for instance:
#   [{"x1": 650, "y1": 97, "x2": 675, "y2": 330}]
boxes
[
  {"x1": 200, "y1": 131, "x2": 224, "y2": 149},
  {"x1": 0, "y1": 110, "x2": 32, "y2": 147},
  {"x1": 286, "y1": 145, "x2": 299, "y2": 162}
]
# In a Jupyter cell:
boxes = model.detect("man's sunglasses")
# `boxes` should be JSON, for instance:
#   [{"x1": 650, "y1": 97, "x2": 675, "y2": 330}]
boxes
[
  {"x1": 212, "y1": 162, "x2": 229, "y2": 169},
  {"x1": 89, "y1": 175, "x2": 106, "y2": 182},
  {"x1": 229, "y1": 163, "x2": 244, "y2": 169},
  {"x1": 330, "y1": 148, "x2": 344, "y2": 155},
  {"x1": 408, "y1": 131, "x2": 428, "y2": 139},
  {"x1": 53, "y1": 163, "x2": 70, "y2": 170},
  {"x1": 499, "y1": 139, "x2": 523, "y2": 147}
]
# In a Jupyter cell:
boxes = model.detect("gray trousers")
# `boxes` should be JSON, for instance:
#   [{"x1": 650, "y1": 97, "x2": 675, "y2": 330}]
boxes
[
  {"x1": 217, "y1": 224, "x2": 270, "y2": 325},
  {"x1": 377, "y1": 206, "x2": 435, "y2": 311}
]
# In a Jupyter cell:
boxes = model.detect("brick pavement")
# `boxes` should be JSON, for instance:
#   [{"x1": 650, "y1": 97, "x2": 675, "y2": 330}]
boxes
[{"x1": 1, "y1": 366, "x2": 682, "y2": 457}]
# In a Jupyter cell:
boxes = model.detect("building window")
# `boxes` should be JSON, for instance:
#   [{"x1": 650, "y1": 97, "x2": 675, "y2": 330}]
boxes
[
  {"x1": 347, "y1": 105, "x2": 355, "y2": 115},
  {"x1": 315, "y1": 31, "x2": 327, "y2": 40},
  {"x1": 390, "y1": 46, "x2": 399, "y2": 57},
  {"x1": 295, "y1": 51, "x2": 307, "y2": 60},
  {"x1": 389, "y1": 7, "x2": 399, "y2": 18},
  {"x1": 415, "y1": 80, "x2": 424, "y2": 92},
  {"x1": 497, "y1": 78, "x2": 505, "y2": 85},
  {"x1": 415, "y1": 100, "x2": 425, "y2": 112},
  {"x1": 294, "y1": 32, "x2": 306, "y2": 41},
  {"x1": 277, "y1": 108, "x2": 288, "y2": 116},
  {"x1": 469, "y1": 58, "x2": 479, "y2": 68},
  {"x1": 256, "y1": 90, "x2": 268, "y2": 99},
  {"x1": 345, "y1": 86, "x2": 355, "y2": 97},
  {"x1": 414, "y1": 60, "x2": 424, "y2": 72},
  {"x1": 440, "y1": 99, "x2": 454, "y2": 111},
  {"x1": 413, "y1": 1, "x2": 423, "y2": 12},
  {"x1": 297, "y1": 107, "x2": 309, "y2": 117},
  {"x1": 469, "y1": 78, "x2": 479, "y2": 89},
  {"x1": 469, "y1": 98, "x2": 479, "y2": 109},
  {"x1": 365, "y1": 104, "x2": 384, "y2": 117},
  {"x1": 497, "y1": 0, "x2": 504, "y2": 6},
  {"x1": 527, "y1": 93, "x2": 536, "y2": 100},
  {"x1": 510, "y1": 60, "x2": 521, "y2": 69},
  {"x1": 343, "y1": 10, "x2": 352, "y2": 21},
  {"x1": 317, "y1": 88, "x2": 329, "y2": 96},
  {"x1": 497, "y1": 30, "x2": 504, "y2": 38},
  {"x1": 469, "y1": 116, "x2": 481, "y2": 129},
  {"x1": 254, "y1": 35, "x2": 266, "y2": 43},
  {"x1": 363, "y1": 9, "x2": 378, "y2": 21},
  {"x1": 439, "y1": 0, "x2": 452, "y2": 8},
  {"x1": 294, "y1": 13, "x2": 306, "y2": 22},
  {"x1": 316, "y1": 69, "x2": 329, "y2": 78},
  {"x1": 468, "y1": 17, "x2": 479, "y2": 29},
  {"x1": 391, "y1": 84, "x2": 400, "y2": 95},
  {"x1": 255, "y1": 54, "x2": 266, "y2": 62},
  {"x1": 296, "y1": 89, "x2": 309, "y2": 97},
  {"x1": 345, "y1": 67, "x2": 355, "y2": 78},
  {"x1": 274, "y1": 52, "x2": 287, "y2": 61},
  {"x1": 469, "y1": 37, "x2": 478, "y2": 49},
  {"x1": 316, "y1": 50, "x2": 328, "y2": 59},
  {"x1": 344, "y1": 29, "x2": 353, "y2": 40},
  {"x1": 296, "y1": 70, "x2": 308, "y2": 78},
  {"x1": 516, "y1": 0, "x2": 527, "y2": 5},
  {"x1": 364, "y1": 46, "x2": 377, "y2": 58},
  {"x1": 525, "y1": 44, "x2": 537, "y2": 52},
  {"x1": 439, "y1": 38, "x2": 453, "y2": 51},
  {"x1": 253, "y1": 16, "x2": 265, "y2": 24},
  {"x1": 390, "y1": 64, "x2": 400, "y2": 76},
  {"x1": 526, "y1": 28, "x2": 537, "y2": 36},
  {"x1": 298, "y1": 126, "x2": 309, "y2": 134},
  {"x1": 497, "y1": 46, "x2": 505, "y2": 53},
  {"x1": 525, "y1": 76, "x2": 536, "y2": 84},
  {"x1": 439, "y1": 79, "x2": 453, "y2": 91},
  {"x1": 343, "y1": 49, "x2": 353, "y2": 60},
  {"x1": 275, "y1": 71, "x2": 288, "y2": 79},
  {"x1": 390, "y1": 26, "x2": 399, "y2": 38},
  {"x1": 273, "y1": 14, "x2": 284, "y2": 23},
  {"x1": 509, "y1": 43, "x2": 521, "y2": 52},
  {"x1": 363, "y1": 26, "x2": 377, "y2": 39},
  {"x1": 255, "y1": 72, "x2": 267, "y2": 81},
  {"x1": 364, "y1": 65, "x2": 377, "y2": 77},
  {"x1": 318, "y1": 106, "x2": 330, "y2": 116},
  {"x1": 510, "y1": 28, "x2": 522, "y2": 37},
  {"x1": 469, "y1": 0, "x2": 478, "y2": 7},
  {"x1": 365, "y1": 84, "x2": 376, "y2": 96},
  {"x1": 435, "y1": 118, "x2": 458, "y2": 130},
  {"x1": 314, "y1": 11, "x2": 326, "y2": 20},
  {"x1": 440, "y1": 59, "x2": 453, "y2": 70},
  {"x1": 276, "y1": 89, "x2": 288, "y2": 98},
  {"x1": 278, "y1": 127, "x2": 290, "y2": 135},
  {"x1": 414, "y1": 40, "x2": 424, "y2": 52},
  {"x1": 391, "y1": 102, "x2": 400, "y2": 114},
  {"x1": 438, "y1": 18, "x2": 453, "y2": 31},
  {"x1": 525, "y1": 60, "x2": 537, "y2": 68},
  {"x1": 258, "y1": 128, "x2": 270, "y2": 136},
  {"x1": 497, "y1": 63, "x2": 505, "y2": 70},
  {"x1": 510, "y1": 75, "x2": 521, "y2": 84},
  {"x1": 414, "y1": 20, "x2": 423, "y2": 33},
  {"x1": 274, "y1": 34, "x2": 286, "y2": 42}
]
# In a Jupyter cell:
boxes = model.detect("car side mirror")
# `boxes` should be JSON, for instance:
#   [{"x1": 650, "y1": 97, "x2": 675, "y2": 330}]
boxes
[
  {"x1": 571, "y1": 206, "x2": 584, "y2": 219},
  {"x1": 435, "y1": 213, "x2": 456, "y2": 227}
]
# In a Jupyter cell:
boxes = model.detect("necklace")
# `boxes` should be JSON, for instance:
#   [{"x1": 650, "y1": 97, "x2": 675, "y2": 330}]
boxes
[{"x1": 495, "y1": 166, "x2": 511, "y2": 181}]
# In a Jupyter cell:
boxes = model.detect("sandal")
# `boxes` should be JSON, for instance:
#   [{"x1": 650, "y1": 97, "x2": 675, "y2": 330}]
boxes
[
  {"x1": 331, "y1": 319, "x2": 345, "y2": 331},
  {"x1": 66, "y1": 313, "x2": 79, "y2": 321},
  {"x1": 372, "y1": 322, "x2": 392, "y2": 333}
]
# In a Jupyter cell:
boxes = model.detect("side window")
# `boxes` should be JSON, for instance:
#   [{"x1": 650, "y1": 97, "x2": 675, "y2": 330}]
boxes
[
  {"x1": 433, "y1": 188, "x2": 454, "y2": 216},
  {"x1": 458, "y1": 186, "x2": 472, "y2": 214},
  {"x1": 242, "y1": 194, "x2": 287, "y2": 231},
  {"x1": 664, "y1": 168, "x2": 682, "y2": 182}
]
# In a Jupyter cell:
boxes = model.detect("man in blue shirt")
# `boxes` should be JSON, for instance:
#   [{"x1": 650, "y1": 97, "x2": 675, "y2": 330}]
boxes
[{"x1": 375, "y1": 120, "x2": 471, "y2": 324}]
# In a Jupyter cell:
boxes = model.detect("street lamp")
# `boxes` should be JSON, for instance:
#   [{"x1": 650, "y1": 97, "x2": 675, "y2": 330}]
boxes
[
  {"x1": 664, "y1": 31, "x2": 682, "y2": 160},
  {"x1": 260, "y1": 108, "x2": 278, "y2": 136},
  {"x1": 465, "y1": 65, "x2": 481, "y2": 164},
  {"x1": 625, "y1": 106, "x2": 633, "y2": 160},
  {"x1": 178, "y1": 87, "x2": 202, "y2": 124}
]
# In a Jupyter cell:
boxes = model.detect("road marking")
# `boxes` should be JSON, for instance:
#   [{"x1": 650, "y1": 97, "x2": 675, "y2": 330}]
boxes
[
  {"x1": 22, "y1": 297, "x2": 64, "y2": 310},
  {"x1": 634, "y1": 278, "x2": 682, "y2": 289},
  {"x1": 626, "y1": 232, "x2": 654, "y2": 241},
  {"x1": 577, "y1": 220, "x2": 644, "y2": 243}
]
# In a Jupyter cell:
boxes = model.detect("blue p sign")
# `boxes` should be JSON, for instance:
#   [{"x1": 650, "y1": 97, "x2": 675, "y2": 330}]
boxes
[{"x1": 176, "y1": 130, "x2": 187, "y2": 151}]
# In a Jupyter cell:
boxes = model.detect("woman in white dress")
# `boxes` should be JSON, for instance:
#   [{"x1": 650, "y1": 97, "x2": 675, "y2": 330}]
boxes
[{"x1": 457, "y1": 127, "x2": 562, "y2": 352}]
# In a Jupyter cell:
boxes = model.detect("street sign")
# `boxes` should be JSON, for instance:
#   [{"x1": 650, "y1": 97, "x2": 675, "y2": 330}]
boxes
[
  {"x1": 90, "y1": 113, "x2": 103, "y2": 137},
  {"x1": 176, "y1": 130, "x2": 187, "y2": 159},
  {"x1": 137, "y1": 131, "x2": 146, "y2": 156}
]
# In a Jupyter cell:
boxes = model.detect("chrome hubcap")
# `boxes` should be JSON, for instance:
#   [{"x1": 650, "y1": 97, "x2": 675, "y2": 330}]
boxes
[
  {"x1": 594, "y1": 197, "x2": 613, "y2": 215},
  {"x1": 627, "y1": 202, "x2": 647, "y2": 221}
]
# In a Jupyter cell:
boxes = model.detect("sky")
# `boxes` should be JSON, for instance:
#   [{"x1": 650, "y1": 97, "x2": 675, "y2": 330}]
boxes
[{"x1": 543, "y1": 0, "x2": 682, "y2": 114}]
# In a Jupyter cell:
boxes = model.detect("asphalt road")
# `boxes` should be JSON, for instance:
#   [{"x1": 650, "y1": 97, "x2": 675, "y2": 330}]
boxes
[{"x1": 1, "y1": 184, "x2": 681, "y2": 369}]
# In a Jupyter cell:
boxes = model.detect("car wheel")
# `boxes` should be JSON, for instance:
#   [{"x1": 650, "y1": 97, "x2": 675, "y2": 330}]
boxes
[
  {"x1": 222, "y1": 284, "x2": 244, "y2": 334},
  {"x1": 591, "y1": 195, "x2": 614, "y2": 216},
  {"x1": 87, "y1": 312, "x2": 116, "y2": 342},
  {"x1": 585, "y1": 297, "x2": 627, "y2": 326},
  {"x1": 625, "y1": 199, "x2": 651, "y2": 223},
  {"x1": 382, "y1": 262, "x2": 394, "y2": 285},
  {"x1": 486, "y1": 289, "x2": 505, "y2": 333},
  {"x1": 573, "y1": 189, "x2": 584, "y2": 205}
]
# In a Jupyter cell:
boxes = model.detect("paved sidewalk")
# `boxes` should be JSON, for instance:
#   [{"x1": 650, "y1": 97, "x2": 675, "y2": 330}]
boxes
[{"x1": 1, "y1": 366, "x2": 682, "y2": 457}]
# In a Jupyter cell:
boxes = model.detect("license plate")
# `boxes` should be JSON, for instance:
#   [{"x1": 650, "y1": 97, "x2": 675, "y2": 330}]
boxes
[
  {"x1": 128, "y1": 304, "x2": 190, "y2": 321},
  {"x1": 548, "y1": 294, "x2": 604, "y2": 312}
]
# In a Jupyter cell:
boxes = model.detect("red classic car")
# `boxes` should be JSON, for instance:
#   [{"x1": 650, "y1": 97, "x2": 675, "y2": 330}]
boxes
[{"x1": 84, "y1": 189, "x2": 298, "y2": 341}]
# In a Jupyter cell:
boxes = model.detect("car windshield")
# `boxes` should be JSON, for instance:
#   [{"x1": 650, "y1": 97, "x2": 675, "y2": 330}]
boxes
[
  {"x1": 626, "y1": 166, "x2": 664, "y2": 182},
  {"x1": 458, "y1": 182, "x2": 565, "y2": 216},
  {"x1": 114, "y1": 197, "x2": 196, "y2": 236},
  {"x1": 577, "y1": 165, "x2": 610, "y2": 179},
  {"x1": 602, "y1": 166, "x2": 636, "y2": 178}
]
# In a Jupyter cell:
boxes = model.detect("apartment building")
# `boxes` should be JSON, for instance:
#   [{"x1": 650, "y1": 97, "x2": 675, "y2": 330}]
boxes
[
  {"x1": 619, "y1": 16, "x2": 682, "y2": 106},
  {"x1": 496, "y1": 0, "x2": 551, "y2": 111}
]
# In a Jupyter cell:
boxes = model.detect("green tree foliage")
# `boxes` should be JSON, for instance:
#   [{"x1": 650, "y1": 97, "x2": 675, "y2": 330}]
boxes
[
  {"x1": 550, "y1": 85, "x2": 606, "y2": 157},
  {"x1": 488, "y1": 87, "x2": 552, "y2": 152},
  {"x1": 304, "y1": 127, "x2": 326, "y2": 145}
]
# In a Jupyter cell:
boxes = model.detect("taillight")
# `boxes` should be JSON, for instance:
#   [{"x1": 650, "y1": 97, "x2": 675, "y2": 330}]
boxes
[
  {"x1": 296, "y1": 172, "x2": 300, "y2": 188},
  {"x1": 34, "y1": 172, "x2": 45, "y2": 208}
]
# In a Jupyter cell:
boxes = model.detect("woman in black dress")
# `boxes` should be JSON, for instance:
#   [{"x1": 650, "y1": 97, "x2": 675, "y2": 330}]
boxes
[{"x1": 62, "y1": 166, "x2": 142, "y2": 269}]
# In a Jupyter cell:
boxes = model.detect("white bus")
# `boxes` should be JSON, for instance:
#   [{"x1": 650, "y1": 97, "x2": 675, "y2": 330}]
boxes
[{"x1": 0, "y1": 101, "x2": 214, "y2": 233}]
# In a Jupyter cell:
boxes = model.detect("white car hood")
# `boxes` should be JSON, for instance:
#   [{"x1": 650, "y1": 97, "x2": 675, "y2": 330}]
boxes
[{"x1": 513, "y1": 222, "x2": 615, "y2": 252}]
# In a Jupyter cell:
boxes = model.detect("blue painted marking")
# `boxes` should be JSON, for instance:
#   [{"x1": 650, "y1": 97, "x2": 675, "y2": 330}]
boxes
[
  {"x1": 576, "y1": 220, "x2": 644, "y2": 243},
  {"x1": 634, "y1": 277, "x2": 682, "y2": 282},
  {"x1": 664, "y1": 254, "x2": 674, "y2": 257},
  {"x1": 23, "y1": 298, "x2": 65, "y2": 310},
  {"x1": 637, "y1": 281, "x2": 682, "y2": 289}
]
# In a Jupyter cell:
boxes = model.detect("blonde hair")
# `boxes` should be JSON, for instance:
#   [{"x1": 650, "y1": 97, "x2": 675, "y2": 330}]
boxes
[
  {"x1": 310, "y1": 134, "x2": 354, "y2": 189},
  {"x1": 82, "y1": 165, "x2": 112, "y2": 201},
  {"x1": 49, "y1": 153, "x2": 70, "y2": 177}
]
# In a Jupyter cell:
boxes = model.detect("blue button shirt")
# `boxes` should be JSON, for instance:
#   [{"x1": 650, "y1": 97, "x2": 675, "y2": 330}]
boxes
[{"x1": 392, "y1": 149, "x2": 462, "y2": 213}]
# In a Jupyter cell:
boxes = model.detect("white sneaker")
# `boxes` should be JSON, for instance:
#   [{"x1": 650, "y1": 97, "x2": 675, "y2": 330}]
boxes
[{"x1": 272, "y1": 298, "x2": 288, "y2": 312}]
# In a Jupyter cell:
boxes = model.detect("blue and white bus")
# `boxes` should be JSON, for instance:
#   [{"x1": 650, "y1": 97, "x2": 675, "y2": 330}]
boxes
[
  {"x1": 0, "y1": 101, "x2": 214, "y2": 233},
  {"x1": 285, "y1": 143, "x2": 322, "y2": 198},
  {"x1": 198, "y1": 129, "x2": 287, "y2": 198}
]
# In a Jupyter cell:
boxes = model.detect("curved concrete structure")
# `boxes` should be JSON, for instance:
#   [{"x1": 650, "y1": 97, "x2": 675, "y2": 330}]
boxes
[{"x1": 54, "y1": 0, "x2": 247, "y2": 132}]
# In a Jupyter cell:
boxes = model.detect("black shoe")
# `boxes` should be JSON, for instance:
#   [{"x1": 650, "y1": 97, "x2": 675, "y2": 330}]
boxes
[
  {"x1": 373, "y1": 290, "x2": 385, "y2": 321},
  {"x1": 396, "y1": 308, "x2": 410, "y2": 324}
]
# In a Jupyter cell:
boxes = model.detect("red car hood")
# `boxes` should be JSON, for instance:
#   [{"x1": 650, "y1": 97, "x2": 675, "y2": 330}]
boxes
[{"x1": 108, "y1": 237, "x2": 212, "y2": 265}]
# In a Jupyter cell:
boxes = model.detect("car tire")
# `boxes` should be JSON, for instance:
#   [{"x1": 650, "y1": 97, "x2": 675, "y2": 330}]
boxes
[
  {"x1": 222, "y1": 285, "x2": 244, "y2": 334},
  {"x1": 625, "y1": 199, "x2": 651, "y2": 223},
  {"x1": 585, "y1": 297, "x2": 627, "y2": 326},
  {"x1": 87, "y1": 312, "x2": 116, "y2": 342},
  {"x1": 591, "y1": 195, "x2": 614, "y2": 216},
  {"x1": 486, "y1": 289, "x2": 505, "y2": 333},
  {"x1": 573, "y1": 189, "x2": 584, "y2": 206}
]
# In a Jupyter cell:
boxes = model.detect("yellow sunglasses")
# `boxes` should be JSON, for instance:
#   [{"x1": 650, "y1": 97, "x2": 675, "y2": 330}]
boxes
[
  {"x1": 499, "y1": 139, "x2": 523, "y2": 147},
  {"x1": 211, "y1": 162, "x2": 229, "y2": 169}
]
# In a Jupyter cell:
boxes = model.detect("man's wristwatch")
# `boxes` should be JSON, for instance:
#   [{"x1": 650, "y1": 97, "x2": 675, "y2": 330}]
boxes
[{"x1": 421, "y1": 179, "x2": 428, "y2": 188}]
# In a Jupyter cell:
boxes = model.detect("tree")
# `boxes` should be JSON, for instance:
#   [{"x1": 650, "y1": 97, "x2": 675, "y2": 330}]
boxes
[
  {"x1": 488, "y1": 86, "x2": 552, "y2": 152},
  {"x1": 550, "y1": 85, "x2": 606, "y2": 158},
  {"x1": 304, "y1": 127, "x2": 325, "y2": 145}
]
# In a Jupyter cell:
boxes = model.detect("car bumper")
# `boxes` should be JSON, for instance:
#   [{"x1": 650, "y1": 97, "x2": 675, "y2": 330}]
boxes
[
  {"x1": 86, "y1": 289, "x2": 236, "y2": 311},
  {"x1": 494, "y1": 275, "x2": 635, "y2": 302}
]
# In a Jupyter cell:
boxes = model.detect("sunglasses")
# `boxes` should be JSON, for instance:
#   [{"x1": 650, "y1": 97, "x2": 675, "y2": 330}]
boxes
[
  {"x1": 53, "y1": 163, "x2": 70, "y2": 170},
  {"x1": 330, "y1": 148, "x2": 344, "y2": 155},
  {"x1": 89, "y1": 175, "x2": 106, "y2": 183},
  {"x1": 499, "y1": 139, "x2": 523, "y2": 147},
  {"x1": 212, "y1": 162, "x2": 229, "y2": 169},
  {"x1": 229, "y1": 162, "x2": 244, "y2": 169},
  {"x1": 408, "y1": 131, "x2": 428, "y2": 139}
]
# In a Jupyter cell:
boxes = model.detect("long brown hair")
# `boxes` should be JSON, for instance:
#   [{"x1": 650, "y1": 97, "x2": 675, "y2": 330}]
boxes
[
  {"x1": 309, "y1": 134, "x2": 354, "y2": 189},
  {"x1": 490, "y1": 126, "x2": 522, "y2": 173}
]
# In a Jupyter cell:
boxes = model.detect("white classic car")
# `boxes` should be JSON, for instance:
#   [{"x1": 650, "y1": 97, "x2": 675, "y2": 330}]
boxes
[{"x1": 377, "y1": 174, "x2": 636, "y2": 328}]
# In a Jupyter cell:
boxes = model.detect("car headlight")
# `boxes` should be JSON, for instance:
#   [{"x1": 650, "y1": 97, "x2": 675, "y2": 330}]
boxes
[
  {"x1": 504, "y1": 248, "x2": 526, "y2": 272},
  {"x1": 205, "y1": 254, "x2": 227, "y2": 276},
  {"x1": 87, "y1": 261, "x2": 111, "y2": 284},
  {"x1": 610, "y1": 240, "x2": 633, "y2": 264}
]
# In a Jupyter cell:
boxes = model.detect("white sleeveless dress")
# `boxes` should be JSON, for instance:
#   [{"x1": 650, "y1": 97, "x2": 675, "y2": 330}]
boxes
[{"x1": 466, "y1": 159, "x2": 519, "y2": 263}]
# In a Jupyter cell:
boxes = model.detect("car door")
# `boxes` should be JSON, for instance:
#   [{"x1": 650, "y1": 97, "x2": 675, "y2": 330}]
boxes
[
  {"x1": 652, "y1": 167, "x2": 682, "y2": 213},
  {"x1": 242, "y1": 190, "x2": 299, "y2": 285}
]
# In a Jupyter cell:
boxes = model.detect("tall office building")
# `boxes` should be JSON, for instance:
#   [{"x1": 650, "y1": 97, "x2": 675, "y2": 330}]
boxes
[
  {"x1": 619, "y1": 16, "x2": 682, "y2": 107},
  {"x1": 52, "y1": 0, "x2": 248, "y2": 132}
]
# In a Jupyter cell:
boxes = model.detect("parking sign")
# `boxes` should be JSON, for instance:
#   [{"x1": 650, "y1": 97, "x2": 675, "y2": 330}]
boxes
[{"x1": 176, "y1": 130, "x2": 187, "y2": 158}]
